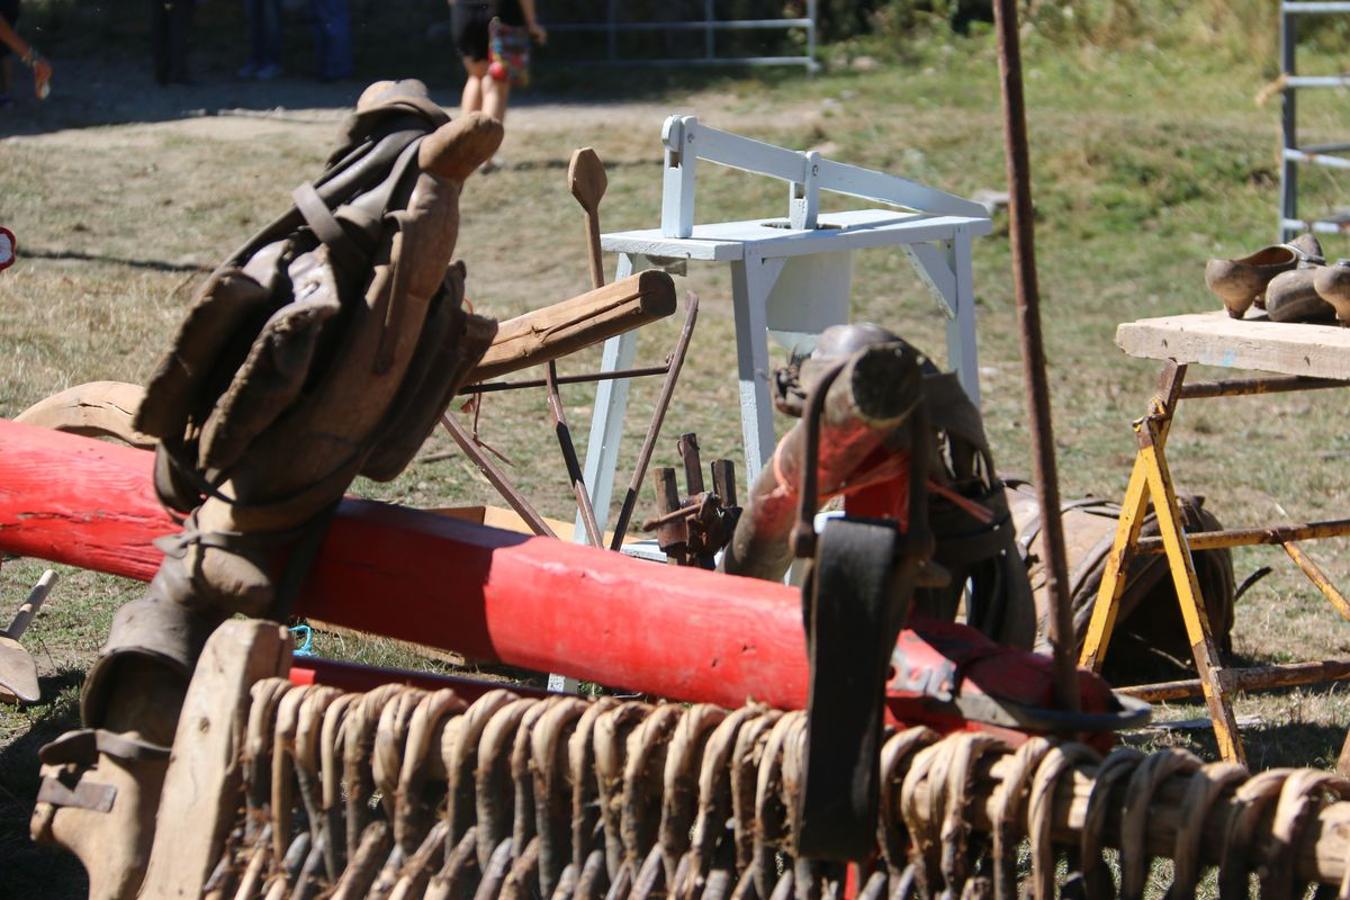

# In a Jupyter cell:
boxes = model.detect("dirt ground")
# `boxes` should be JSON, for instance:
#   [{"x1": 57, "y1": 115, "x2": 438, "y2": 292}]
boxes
[{"x1": 2, "y1": 34, "x2": 1350, "y2": 897}]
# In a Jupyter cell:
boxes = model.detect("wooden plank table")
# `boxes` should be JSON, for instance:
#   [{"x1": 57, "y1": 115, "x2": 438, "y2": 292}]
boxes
[
  {"x1": 1084, "y1": 310, "x2": 1350, "y2": 765},
  {"x1": 1116, "y1": 310, "x2": 1350, "y2": 380}
]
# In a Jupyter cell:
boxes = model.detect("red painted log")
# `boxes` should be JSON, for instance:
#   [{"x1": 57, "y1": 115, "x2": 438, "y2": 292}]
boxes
[
  {"x1": 0, "y1": 419, "x2": 1123, "y2": 739},
  {"x1": 0, "y1": 419, "x2": 809, "y2": 711}
]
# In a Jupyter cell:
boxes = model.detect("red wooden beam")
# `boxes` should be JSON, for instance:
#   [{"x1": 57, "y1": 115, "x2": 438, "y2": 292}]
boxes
[
  {"x1": 0, "y1": 419, "x2": 1124, "y2": 740},
  {"x1": 0, "y1": 419, "x2": 808, "y2": 711}
]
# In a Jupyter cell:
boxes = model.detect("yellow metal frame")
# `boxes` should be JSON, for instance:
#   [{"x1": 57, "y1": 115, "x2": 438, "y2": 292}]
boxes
[{"x1": 1080, "y1": 361, "x2": 1350, "y2": 765}]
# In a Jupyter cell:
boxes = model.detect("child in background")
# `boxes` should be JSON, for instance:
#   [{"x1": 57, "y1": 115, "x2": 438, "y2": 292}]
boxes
[{"x1": 449, "y1": 0, "x2": 545, "y2": 160}]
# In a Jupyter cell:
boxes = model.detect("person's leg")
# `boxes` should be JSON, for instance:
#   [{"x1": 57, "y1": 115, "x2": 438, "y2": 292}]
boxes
[
  {"x1": 242, "y1": 0, "x2": 261, "y2": 67},
  {"x1": 258, "y1": 0, "x2": 282, "y2": 74},
  {"x1": 150, "y1": 0, "x2": 171, "y2": 84},
  {"x1": 0, "y1": 0, "x2": 17, "y2": 98},
  {"x1": 460, "y1": 58, "x2": 487, "y2": 113},
  {"x1": 311, "y1": 0, "x2": 351, "y2": 80},
  {"x1": 483, "y1": 72, "x2": 509, "y2": 123},
  {"x1": 168, "y1": 0, "x2": 192, "y2": 82}
]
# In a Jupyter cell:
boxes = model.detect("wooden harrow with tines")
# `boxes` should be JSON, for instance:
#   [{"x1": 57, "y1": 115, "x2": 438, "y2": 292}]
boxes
[{"x1": 120, "y1": 620, "x2": 1350, "y2": 899}]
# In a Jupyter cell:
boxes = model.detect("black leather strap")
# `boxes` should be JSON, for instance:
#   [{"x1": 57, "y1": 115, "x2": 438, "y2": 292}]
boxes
[{"x1": 795, "y1": 517, "x2": 907, "y2": 860}]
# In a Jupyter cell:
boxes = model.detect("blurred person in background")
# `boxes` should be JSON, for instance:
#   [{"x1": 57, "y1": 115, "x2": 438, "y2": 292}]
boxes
[
  {"x1": 0, "y1": 0, "x2": 52, "y2": 105},
  {"x1": 151, "y1": 0, "x2": 194, "y2": 85},
  {"x1": 449, "y1": 0, "x2": 545, "y2": 126},
  {"x1": 311, "y1": 0, "x2": 352, "y2": 81},
  {"x1": 239, "y1": 0, "x2": 283, "y2": 79}
]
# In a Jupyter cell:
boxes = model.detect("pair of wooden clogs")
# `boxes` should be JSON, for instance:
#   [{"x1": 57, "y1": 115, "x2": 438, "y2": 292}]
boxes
[{"x1": 1206, "y1": 234, "x2": 1350, "y2": 324}]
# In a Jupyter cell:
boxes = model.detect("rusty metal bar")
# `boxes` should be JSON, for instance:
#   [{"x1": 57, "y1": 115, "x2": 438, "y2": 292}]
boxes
[
  {"x1": 546, "y1": 361, "x2": 604, "y2": 547},
  {"x1": 1178, "y1": 375, "x2": 1348, "y2": 399},
  {"x1": 641, "y1": 496, "x2": 705, "y2": 531},
  {"x1": 651, "y1": 467, "x2": 688, "y2": 565},
  {"x1": 1282, "y1": 541, "x2": 1350, "y2": 619},
  {"x1": 1135, "y1": 518, "x2": 1350, "y2": 553},
  {"x1": 678, "y1": 433, "x2": 705, "y2": 495},
  {"x1": 1117, "y1": 659, "x2": 1350, "y2": 702},
  {"x1": 992, "y1": 0, "x2": 1079, "y2": 712},
  {"x1": 711, "y1": 459, "x2": 737, "y2": 508},
  {"x1": 439, "y1": 413, "x2": 559, "y2": 539},
  {"x1": 456, "y1": 365, "x2": 670, "y2": 395},
  {"x1": 607, "y1": 294, "x2": 700, "y2": 551}
]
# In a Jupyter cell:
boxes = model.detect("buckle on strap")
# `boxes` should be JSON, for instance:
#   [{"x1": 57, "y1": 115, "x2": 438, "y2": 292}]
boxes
[{"x1": 36, "y1": 775, "x2": 117, "y2": 814}]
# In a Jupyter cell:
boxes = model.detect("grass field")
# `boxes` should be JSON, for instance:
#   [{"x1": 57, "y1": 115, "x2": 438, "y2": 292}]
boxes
[{"x1": 1, "y1": 6, "x2": 1349, "y2": 894}]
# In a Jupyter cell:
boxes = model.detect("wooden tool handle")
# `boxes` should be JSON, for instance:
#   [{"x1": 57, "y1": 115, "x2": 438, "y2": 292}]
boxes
[
  {"x1": 469, "y1": 271, "x2": 677, "y2": 382},
  {"x1": 5, "y1": 569, "x2": 57, "y2": 640}
]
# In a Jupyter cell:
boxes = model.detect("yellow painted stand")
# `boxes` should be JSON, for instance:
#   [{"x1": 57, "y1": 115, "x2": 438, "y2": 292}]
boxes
[{"x1": 1080, "y1": 361, "x2": 1350, "y2": 765}]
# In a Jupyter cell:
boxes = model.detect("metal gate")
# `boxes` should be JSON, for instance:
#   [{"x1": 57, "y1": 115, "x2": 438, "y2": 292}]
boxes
[{"x1": 541, "y1": 0, "x2": 817, "y2": 71}]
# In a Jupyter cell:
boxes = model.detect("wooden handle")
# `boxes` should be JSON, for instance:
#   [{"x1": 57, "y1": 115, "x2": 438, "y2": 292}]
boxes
[
  {"x1": 568, "y1": 148, "x2": 608, "y2": 290},
  {"x1": 5, "y1": 569, "x2": 57, "y2": 641},
  {"x1": 469, "y1": 271, "x2": 676, "y2": 382}
]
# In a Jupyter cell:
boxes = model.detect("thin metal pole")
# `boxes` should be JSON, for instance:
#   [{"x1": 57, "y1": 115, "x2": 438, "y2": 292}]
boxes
[
  {"x1": 1280, "y1": 6, "x2": 1299, "y2": 241},
  {"x1": 607, "y1": 294, "x2": 700, "y2": 550},
  {"x1": 705, "y1": 0, "x2": 715, "y2": 59},
  {"x1": 457, "y1": 364, "x2": 671, "y2": 395},
  {"x1": 992, "y1": 0, "x2": 1079, "y2": 713},
  {"x1": 805, "y1": 0, "x2": 817, "y2": 72}
]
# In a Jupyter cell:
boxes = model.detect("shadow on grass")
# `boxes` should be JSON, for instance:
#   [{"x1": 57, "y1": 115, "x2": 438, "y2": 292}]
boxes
[
  {"x1": 0, "y1": 669, "x2": 88, "y2": 900},
  {"x1": 1128, "y1": 719, "x2": 1347, "y2": 773}
]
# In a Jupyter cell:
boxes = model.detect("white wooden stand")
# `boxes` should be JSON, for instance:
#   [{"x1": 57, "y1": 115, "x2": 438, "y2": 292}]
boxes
[{"x1": 577, "y1": 116, "x2": 993, "y2": 538}]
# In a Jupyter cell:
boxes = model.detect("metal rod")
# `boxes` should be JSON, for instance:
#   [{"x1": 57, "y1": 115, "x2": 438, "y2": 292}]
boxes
[
  {"x1": 1282, "y1": 542, "x2": 1350, "y2": 620},
  {"x1": 641, "y1": 499, "x2": 704, "y2": 532},
  {"x1": 439, "y1": 413, "x2": 558, "y2": 539},
  {"x1": 704, "y1": 0, "x2": 715, "y2": 59},
  {"x1": 607, "y1": 294, "x2": 700, "y2": 550},
  {"x1": 1281, "y1": 4, "x2": 1299, "y2": 240},
  {"x1": 1135, "y1": 517, "x2": 1350, "y2": 553},
  {"x1": 992, "y1": 0, "x2": 1079, "y2": 713},
  {"x1": 544, "y1": 18, "x2": 814, "y2": 32},
  {"x1": 457, "y1": 365, "x2": 672, "y2": 395},
  {"x1": 652, "y1": 467, "x2": 688, "y2": 565},
  {"x1": 678, "y1": 433, "x2": 705, "y2": 495},
  {"x1": 1179, "y1": 375, "x2": 1348, "y2": 399},
  {"x1": 1117, "y1": 659, "x2": 1350, "y2": 702},
  {"x1": 710, "y1": 458, "x2": 737, "y2": 508},
  {"x1": 546, "y1": 361, "x2": 604, "y2": 547}
]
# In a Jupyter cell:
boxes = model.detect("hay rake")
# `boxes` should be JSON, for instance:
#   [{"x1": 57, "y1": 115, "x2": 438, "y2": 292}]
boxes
[{"x1": 126, "y1": 621, "x2": 1350, "y2": 899}]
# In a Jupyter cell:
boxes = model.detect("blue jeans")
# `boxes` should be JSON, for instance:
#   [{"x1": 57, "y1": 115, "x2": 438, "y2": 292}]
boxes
[
  {"x1": 244, "y1": 0, "x2": 282, "y2": 67},
  {"x1": 310, "y1": 0, "x2": 353, "y2": 80}
]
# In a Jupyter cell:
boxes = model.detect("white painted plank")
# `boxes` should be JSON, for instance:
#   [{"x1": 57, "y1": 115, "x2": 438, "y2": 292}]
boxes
[{"x1": 602, "y1": 211, "x2": 991, "y2": 261}]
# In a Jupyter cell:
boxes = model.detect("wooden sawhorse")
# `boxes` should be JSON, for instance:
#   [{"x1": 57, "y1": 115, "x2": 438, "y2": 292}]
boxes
[{"x1": 1081, "y1": 312, "x2": 1350, "y2": 765}]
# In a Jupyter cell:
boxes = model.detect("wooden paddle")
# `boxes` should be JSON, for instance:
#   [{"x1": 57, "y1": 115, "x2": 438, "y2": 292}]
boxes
[{"x1": 569, "y1": 147, "x2": 609, "y2": 291}]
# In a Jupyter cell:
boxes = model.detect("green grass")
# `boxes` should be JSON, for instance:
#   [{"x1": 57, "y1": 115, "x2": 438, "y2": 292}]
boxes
[{"x1": 2, "y1": 13, "x2": 1350, "y2": 895}]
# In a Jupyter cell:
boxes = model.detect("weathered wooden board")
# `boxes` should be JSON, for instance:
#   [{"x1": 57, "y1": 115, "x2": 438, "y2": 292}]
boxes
[
  {"x1": 1116, "y1": 311, "x2": 1350, "y2": 380},
  {"x1": 470, "y1": 271, "x2": 676, "y2": 382},
  {"x1": 140, "y1": 619, "x2": 292, "y2": 897}
]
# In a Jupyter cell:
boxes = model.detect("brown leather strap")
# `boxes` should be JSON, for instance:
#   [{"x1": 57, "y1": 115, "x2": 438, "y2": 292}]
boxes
[{"x1": 38, "y1": 728, "x2": 171, "y2": 767}]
